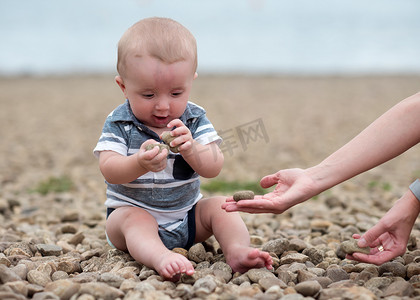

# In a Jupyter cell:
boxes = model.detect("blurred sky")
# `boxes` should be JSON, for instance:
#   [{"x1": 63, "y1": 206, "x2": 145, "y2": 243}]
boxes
[{"x1": 1, "y1": 0, "x2": 419, "y2": 75}]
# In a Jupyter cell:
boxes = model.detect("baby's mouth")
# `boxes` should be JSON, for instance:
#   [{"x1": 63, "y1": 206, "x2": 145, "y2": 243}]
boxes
[{"x1": 153, "y1": 115, "x2": 170, "y2": 125}]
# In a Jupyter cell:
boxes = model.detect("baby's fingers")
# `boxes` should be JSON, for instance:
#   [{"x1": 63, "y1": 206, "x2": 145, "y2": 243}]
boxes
[{"x1": 166, "y1": 118, "x2": 183, "y2": 129}]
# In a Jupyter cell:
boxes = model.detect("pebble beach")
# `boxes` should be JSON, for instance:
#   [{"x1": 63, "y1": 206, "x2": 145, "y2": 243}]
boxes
[{"x1": 1, "y1": 75, "x2": 420, "y2": 299}]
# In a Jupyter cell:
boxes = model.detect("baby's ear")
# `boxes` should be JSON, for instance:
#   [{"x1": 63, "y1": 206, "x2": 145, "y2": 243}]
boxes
[
  {"x1": 115, "y1": 76, "x2": 127, "y2": 97},
  {"x1": 194, "y1": 72, "x2": 198, "y2": 79}
]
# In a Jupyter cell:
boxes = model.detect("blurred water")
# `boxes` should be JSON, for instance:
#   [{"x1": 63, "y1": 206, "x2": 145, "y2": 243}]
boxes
[{"x1": 1, "y1": 0, "x2": 419, "y2": 75}]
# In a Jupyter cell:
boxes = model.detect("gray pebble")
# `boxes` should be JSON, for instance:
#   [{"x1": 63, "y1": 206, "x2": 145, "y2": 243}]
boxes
[
  {"x1": 99, "y1": 272, "x2": 125, "y2": 288},
  {"x1": 27, "y1": 270, "x2": 52, "y2": 287},
  {"x1": 232, "y1": 190, "x2": 255, "y2": 201},
  {"x1": 326, "y1": 267, "x2": 350, "y2": 282},
  {"x1": 44, "y1": 279, "x2": 81, "y2": 300},
  {"x1": 161, "y1": 131, "x2": 179, "y2": 153},
  {"x1": 295, "y1": 280, "x2": 322, "y2": 297},
  {"x1": 0, "y1": 264, "x2": 22, "y2": 283},
  {"x1": 296, "y1": 269, "x2": 317, "y2": 282},
  {"x1": 302, "y1": 247, "x2": 324, "y2": 265},
  {"x1": 407, "y1": 262, "x2": 420, "y2": 277},
  {"x1": 382, "y1": 280, "x2": 414, "y2": 297},
  {"x1": 314, "y1": 277, "x2": 333, "y2": 289},
  {"x1": 364, "y1": 276, "x2": 392, "y2": 290},
  {"x1": 78, "y1": 282, "x2": 125, "y2": 300},
  {"x1": 340, "y1": 240, "x2": 371, "y2": 255},
  {"x1": 281, "y1": 294, "x2": 305, "y2": 300},
  {"x1": 51, "y1": 270, "x2": 68, "y2": 281},
  {"x1": 319, "y1": 286, "x2": 376, "y2": 300},
  {"x1": 210, "y1": 261, "x2": 232, "y2": 274},
  {"x1": 280, "y1": 253, "x2": 309, "y2": 264},
  {"x1": 289, "y1": 238, "x2": 308, "y2": 252},
  {"x1": 193, "y1": 275, "x2": 218, "y2": 294},
  {"x1": 262, "y1": 238, "x2": 289, "y2": 256},
  {"x1": 36, "y1": 244, "x2": 63, "y2": 256},
  {"x1": 32, "y1": 292, "x2": 60, "y2": 300},
  {"x1": 246, "y1": 268, "x2": 276, "y2": 283},
  {"x1": 145, "y1": 143, "x2": 170, "y2": 153},
  {"x1": 378, "y1": 261, "x2": 406, "y2": 278},
  {"x1": 259, "y1": 277, "x2": 287, "y2": 290},
  {"x1": 188, "y1": 243, "x2": 207, "y2": 263}
]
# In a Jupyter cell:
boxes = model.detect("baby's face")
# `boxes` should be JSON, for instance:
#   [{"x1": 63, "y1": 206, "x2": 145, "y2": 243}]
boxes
[{"x1": 117, "y1": 55, "x2": 196, "y2": 130}]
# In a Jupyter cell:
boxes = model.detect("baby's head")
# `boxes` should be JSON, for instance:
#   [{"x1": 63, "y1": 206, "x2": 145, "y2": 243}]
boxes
[{"x1": 117, "y1": 17, "x2": 197, "y2": 78}]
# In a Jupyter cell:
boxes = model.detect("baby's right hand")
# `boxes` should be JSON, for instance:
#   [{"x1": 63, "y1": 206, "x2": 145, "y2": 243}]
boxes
[{"x1": 137, "y1": 140, "x2": 168, "y2": 172}]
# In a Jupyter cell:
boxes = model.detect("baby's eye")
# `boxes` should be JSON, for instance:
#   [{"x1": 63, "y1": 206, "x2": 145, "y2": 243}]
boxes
[
  {"x1": 171, "y1": 91, "x2": 183, "y2": 97},
  {"x1": 142, "y1": 93, "x2": 154, "y2": 99}
]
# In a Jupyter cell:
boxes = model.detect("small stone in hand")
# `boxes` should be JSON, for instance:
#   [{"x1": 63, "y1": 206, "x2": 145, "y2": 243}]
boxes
[
  {"x1": 233, "y1": 190, "x2": 255, "y2": 202},
  {"x1": 161, "y1": 131, "x2": 179, "y2": 153},
  {"x1": 145, "y1": 143, "x2": 170, "y2": 153},
  {"x1": 340, "y1": 239, "x2": 371, "y2": 255}
]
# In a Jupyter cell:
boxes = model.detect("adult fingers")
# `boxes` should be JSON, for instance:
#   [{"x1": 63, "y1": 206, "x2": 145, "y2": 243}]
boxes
[
  {"x1": 357, "y1": 223, "x2": 385, "y2": 248},
  {"x1": 222, "y1": 200, "x2": 280, "y2": 214},
  {"x1": 260, "y1": 173, "x2": 279, "y2": 188},
  {"x1": 349, "y1": 250, "x2": 397, "y2": 265}
]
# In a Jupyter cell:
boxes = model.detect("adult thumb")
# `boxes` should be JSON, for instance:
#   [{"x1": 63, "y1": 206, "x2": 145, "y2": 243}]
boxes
[
  {"x1": 358, "y1": 223, "x2": 384, "y2": 248},
  {"x1": 260, "y1": 173, "x2": 278, "y2": 189}
]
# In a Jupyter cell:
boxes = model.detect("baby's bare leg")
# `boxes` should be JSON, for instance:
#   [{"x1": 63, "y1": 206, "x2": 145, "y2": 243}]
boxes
[
  {"x1": 195, "y1": 197, "x2": 273, "y2": 273},
  {"x1": 106, "y1": 206, "x2": 194, "y2": 279}
]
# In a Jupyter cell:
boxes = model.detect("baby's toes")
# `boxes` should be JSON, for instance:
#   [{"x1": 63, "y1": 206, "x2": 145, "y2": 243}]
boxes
[
  {"x1": 170, "y1": 261, "x2": 184, "y2": 274},
  {"x1": 160, "y1": 267, "x2": 174, "y2": 279},
  {"x1": 184, "y1": 261, "x2": 195, "y2": 275},
  {"x1": 177, "y1": 258, "x2": 195, "y2": 275}
]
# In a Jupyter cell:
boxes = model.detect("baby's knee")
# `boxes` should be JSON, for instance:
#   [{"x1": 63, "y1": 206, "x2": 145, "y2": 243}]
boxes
[
  {"x1": 199, "y1": 196, "x2": 229, "y2": 212},
  {"x1": 108, "y1": 206, "x2": 157, "y2": 228}
]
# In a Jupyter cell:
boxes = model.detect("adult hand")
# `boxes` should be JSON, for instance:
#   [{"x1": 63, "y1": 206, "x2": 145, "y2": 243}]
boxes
[
  {"x1": 222, "y1": 168, "x2": 321, "y2": 214},
  {"x1": 348, "y1": 190, "x2": 420, "y2": 265}
]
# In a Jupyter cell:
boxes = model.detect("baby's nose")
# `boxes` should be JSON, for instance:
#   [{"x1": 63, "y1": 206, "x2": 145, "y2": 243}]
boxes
[{"x1": 156, "y1": 97, "x2": 170, "y2": 110}]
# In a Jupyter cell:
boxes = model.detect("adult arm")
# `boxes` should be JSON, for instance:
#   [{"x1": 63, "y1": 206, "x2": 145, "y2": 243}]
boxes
[{"x1": 222, "y1": 92, "x2": 420, "y2": 213}]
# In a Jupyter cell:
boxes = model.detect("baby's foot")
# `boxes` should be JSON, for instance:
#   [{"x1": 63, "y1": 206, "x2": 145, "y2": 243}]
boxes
[
  {"x1": 153, "y1": 251, "x2": 195, "y2": 280},
  {"x1": 225, "y1": 246, "x2": 273, "y2": 273}
]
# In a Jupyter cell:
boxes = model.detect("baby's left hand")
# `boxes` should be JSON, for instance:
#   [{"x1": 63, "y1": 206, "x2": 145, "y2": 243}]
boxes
[{"x1": 162, "y1": 119, "x2": 194, "y2": 153}]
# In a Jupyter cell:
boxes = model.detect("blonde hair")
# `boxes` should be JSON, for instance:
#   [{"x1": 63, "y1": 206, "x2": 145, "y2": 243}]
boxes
[{"x1": 117, "y1": 17, "x2": 197, "y2": 77}]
